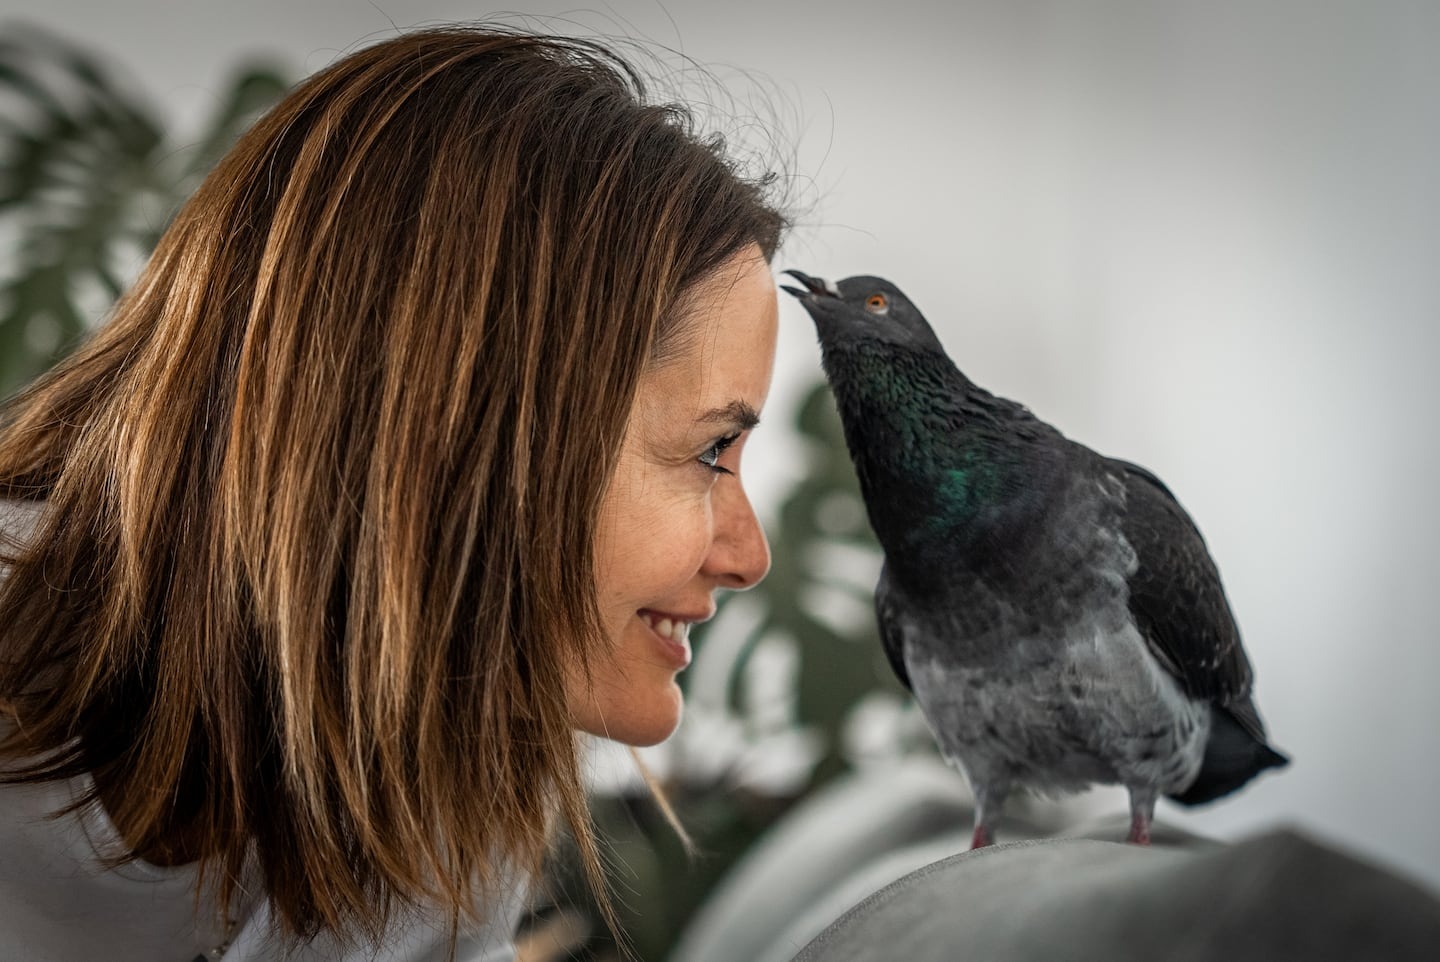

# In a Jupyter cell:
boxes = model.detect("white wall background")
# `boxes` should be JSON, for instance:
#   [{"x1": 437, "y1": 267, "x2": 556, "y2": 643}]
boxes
[{"x1": 3, "y1": 0, "x2": 1438, "y2": 892}]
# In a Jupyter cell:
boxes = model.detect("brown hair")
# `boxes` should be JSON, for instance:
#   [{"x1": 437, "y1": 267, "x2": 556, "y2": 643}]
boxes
[{"x1": 0, "y1": 26, "x2": 784, "y2": 948}]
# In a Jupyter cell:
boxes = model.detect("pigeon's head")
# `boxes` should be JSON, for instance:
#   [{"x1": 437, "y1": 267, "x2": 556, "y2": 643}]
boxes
[{"x1": 781, "y1": 271, "x2": 944, "y2": 355}]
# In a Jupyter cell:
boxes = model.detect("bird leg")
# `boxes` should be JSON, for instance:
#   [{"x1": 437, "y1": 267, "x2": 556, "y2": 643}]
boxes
[
  {"x1": 970, "y1": 783, "x2": 1008, "y2": 849},
  {"x1": 1126, "y1": 787, "x2": 1157, "y2": 845}
]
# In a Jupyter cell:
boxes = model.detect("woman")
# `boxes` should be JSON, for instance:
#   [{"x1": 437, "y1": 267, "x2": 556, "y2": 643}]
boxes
[{"x1": 0, "y1": 26, "x2": 785, "y2": 961}]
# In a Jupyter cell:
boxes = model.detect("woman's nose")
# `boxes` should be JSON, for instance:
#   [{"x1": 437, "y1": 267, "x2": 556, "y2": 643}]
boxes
[{"x1": 703, "y1": 482, "x2": 771, "y2": 590}]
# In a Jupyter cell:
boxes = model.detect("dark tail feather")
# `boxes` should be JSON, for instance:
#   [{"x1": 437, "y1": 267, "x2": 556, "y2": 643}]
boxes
[{"x1": 1167, "y1": 704, "x2": 1290, "y2": 807}]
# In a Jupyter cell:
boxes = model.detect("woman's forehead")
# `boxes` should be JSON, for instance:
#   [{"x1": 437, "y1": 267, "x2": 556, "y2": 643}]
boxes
[
  {"x1": 636, "y1": 258, "x2": 778, "y2": 431},
  {"x1": 668, "y1": 247, "x2": 774, "y2": 346}
]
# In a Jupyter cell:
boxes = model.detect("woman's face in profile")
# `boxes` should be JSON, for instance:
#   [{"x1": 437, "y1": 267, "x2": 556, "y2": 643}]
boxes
[{"x1": 578, "y1": 245, "x2": 779, "y2": 746}]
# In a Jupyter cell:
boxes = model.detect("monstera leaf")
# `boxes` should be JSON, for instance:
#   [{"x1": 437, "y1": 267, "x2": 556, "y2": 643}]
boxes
[
  {"x1": 0, "y1": 24, "x2": 289, "y2": 395},
  {"x1": 562, "y1": 384, "x2": 936, "y2": 961},
  {"x1": 698, "y1": 380, "x2": 926, "y2": 784}
]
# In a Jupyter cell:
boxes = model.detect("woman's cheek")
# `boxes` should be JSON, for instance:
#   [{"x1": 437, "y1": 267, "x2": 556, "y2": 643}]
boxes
[
  {"x1": 665, "y1": 495, "x2": 715, "y2": 583},
  {"x1": 625, "y1": 476, "x2": 717, "y2": 590}
]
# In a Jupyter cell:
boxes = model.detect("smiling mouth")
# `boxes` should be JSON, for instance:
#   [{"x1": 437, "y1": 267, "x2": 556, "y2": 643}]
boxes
[{"x1": 639, "y1": 610, "x2": 696, "y2": 668}]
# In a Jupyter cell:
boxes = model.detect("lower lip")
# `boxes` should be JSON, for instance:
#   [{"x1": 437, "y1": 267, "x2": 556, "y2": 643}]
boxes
[{"x1": 641, "y1": 614, "x2": 692, "y2": 670}]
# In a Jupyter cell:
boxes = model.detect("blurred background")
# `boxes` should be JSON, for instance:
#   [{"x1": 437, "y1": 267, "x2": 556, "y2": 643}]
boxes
[{"x1": 3, "y1": 1, "x2": 1438, "y2": 959}]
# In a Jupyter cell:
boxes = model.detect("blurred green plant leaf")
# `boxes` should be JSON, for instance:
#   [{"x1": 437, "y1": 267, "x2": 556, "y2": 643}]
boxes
[
  {"x1": 0, "y1": 23, "x2": 289, "y2": 396},
  {"x1": 706, "y1": 381, "x2": 911, "y2": 784},
  {"x1": 564, "y1": 383, "x2": 930, "y2": 961}
]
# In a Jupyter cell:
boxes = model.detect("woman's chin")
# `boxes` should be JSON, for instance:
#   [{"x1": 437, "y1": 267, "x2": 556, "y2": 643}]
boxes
[
  {"x1": 572, "y1": 679, "x2": 683, "y2": 747},
  {"x1": 621, "y1": 717, "x2": 682, "y2": 748}
]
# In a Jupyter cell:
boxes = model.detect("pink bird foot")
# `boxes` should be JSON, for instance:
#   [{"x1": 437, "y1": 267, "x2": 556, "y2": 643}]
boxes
[
  {"x1": 1127, "y1": 810, "x2": 1153, "y2": 845},
  {"x1": 1127, "y1": 787, "x2": 1156, "y2": 845}
]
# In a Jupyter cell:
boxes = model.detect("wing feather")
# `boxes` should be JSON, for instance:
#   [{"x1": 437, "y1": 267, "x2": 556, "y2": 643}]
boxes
[
  {"x1": 1109, "y1": 459, "x2": 1256, "y2": 724},
  {"x1": 874, "y1": 563, "x2": 913, "y2": 692}
]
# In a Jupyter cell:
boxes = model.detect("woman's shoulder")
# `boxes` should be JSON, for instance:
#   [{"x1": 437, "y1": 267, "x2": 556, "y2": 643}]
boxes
[
  {"x1": 0, "y1": 754, "x2": 234, "y2": 961},
  {"x1": 0, "y1": 766, "x2": 529, "y2": 962},
  {"x1": 222, "y1": 876, "x2": 531, "y2": 961}
]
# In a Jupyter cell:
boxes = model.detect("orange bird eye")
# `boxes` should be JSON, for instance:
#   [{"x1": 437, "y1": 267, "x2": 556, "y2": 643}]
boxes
[{"x1": 865, "y1": 293, "x2": 889, "y2": 314}]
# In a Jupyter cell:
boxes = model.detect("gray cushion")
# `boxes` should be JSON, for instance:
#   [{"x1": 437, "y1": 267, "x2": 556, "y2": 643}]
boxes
[
  {"x1": 669, "y1": 761, "x2": 979, "y2": 962},
  {"x1": 791, "y1": 828, "x2": 1440, "y2": 962}
]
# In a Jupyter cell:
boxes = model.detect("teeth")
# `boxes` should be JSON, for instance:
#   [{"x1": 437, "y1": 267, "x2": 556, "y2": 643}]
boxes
[{"x1": 644, "y1": 613, "x2": 691, "y2": 642}]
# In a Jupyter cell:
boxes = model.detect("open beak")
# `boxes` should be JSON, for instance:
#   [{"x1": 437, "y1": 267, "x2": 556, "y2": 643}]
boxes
[{"x1": 781, "y1": 269, "x2": 840, "y2": 299}]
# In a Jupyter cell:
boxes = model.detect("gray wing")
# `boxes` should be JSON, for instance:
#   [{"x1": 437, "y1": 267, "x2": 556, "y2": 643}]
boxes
[
  {"x1": 1108, "y1": 458, "x2": 1260, "y2": 730},
  {"x1": 874, "y1": 562, "x2": 913, "y2": 692}
]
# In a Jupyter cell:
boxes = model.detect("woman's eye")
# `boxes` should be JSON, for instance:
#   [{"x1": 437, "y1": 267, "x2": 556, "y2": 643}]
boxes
[{"x1": 698, "y1": 433, "x2": 740, "y2": 475}]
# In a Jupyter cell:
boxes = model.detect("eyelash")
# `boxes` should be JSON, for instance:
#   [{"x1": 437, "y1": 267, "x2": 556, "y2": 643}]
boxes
[{"x1": 698, "y1": 432, "x2": 741, "y2": 476}]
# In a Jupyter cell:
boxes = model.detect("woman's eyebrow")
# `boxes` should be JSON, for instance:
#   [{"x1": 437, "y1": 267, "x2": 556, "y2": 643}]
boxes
[{"x1": 697, "y1": 399, "x2": 760, "y2": 430}]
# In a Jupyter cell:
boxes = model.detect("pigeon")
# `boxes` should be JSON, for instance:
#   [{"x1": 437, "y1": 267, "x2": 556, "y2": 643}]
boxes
[{"x1": 782, "y1": 270, "x2": 1288, "y2": 847}]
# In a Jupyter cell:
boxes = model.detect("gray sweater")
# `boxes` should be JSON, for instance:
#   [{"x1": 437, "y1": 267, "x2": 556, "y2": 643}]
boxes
[{"x1": 0, "y1": 501, "x2": 526, "y2": 961}]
